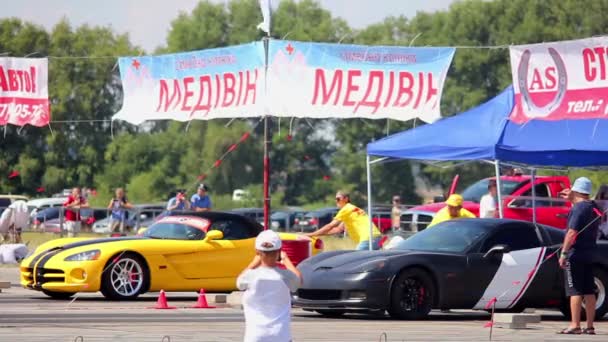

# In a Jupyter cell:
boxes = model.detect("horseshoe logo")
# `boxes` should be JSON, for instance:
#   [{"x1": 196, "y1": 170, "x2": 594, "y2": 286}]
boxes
[{"x1": 517, "y1": 47, "x2": 568, "y2": 118}]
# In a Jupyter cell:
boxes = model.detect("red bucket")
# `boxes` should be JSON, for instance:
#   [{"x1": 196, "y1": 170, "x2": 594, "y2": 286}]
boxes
[{"x1": 281, "y1": 239, "x2": 310, "y2": 266}]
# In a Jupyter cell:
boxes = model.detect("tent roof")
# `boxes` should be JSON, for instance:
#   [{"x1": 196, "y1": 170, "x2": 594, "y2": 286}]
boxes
[
  {"x1": 366, "y1": 86, "x2": 513, "y2": 161},
  {"x1": 498, "y1": 118, "x2": 608, "y2": 167}
]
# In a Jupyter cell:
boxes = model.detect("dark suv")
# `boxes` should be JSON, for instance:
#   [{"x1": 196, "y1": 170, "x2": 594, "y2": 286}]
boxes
[{"x1": 293, "y1": 207, "x2": 338, "y2": 232}]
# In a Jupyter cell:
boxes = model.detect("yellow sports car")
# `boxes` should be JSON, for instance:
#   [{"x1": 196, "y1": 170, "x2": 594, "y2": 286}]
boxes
[{"x1": 20, "y1": 211, "x2": 323, "y2": 300}]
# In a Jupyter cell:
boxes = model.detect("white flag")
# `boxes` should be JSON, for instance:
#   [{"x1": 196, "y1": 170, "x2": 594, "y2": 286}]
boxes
[{"x1": 257, "y1": 0, "x2": 271, "y2": 33}]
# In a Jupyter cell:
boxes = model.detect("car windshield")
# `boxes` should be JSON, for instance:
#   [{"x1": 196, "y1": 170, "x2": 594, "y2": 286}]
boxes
[
  {"x1": 143, "y1": 222, "x2": 206, "y2": 240},
  {"x1": 461, "y1": 179, "x2": 520, "y2": 203},
  {"x1": 394, "y1": 220, "x2": 492, "y2": 253}
]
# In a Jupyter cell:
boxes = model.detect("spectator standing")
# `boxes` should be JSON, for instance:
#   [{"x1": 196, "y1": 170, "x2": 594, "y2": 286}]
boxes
[
  {"x1": 305, "y1": 191, "x2": 382, "y2": 250},
  {"x1": 191, "y1": 184, "x2": 212, "y2": 212},
  {"x1": 479, "y1": 180, "x2": 498, "y2": 218},
  {"x1": 595, "y1": 184, "x2": 608, "y2": 240},
  {"x1": 558, "y1": 177, "x2": 600, "y2": 335},
  {"x1": 391, "y1": 195, "x2": 402, "y2": 231},
  {"x1": 63, "y1": 187, "x2": 89, "y2": 237},
  {"x1": 427, "y1": 194, "x2": 475, "y2": 228},
  {"x1": 166, "y1": 189, "x2": 191, "y2": 212},
  {"x1": 107, "y1": 188, "x2": 132, "y2": 233},
  {"x1": 237, "y1": 230, "x2": 301, "y2": 342}
]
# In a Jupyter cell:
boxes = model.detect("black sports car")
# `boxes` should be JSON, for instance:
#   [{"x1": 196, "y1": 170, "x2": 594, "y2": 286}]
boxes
[{"x1": 294, "y1": 219, "x2": 608, "y2": 319}]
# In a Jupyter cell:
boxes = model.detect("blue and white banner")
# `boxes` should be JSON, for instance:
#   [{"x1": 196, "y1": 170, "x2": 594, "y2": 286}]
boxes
[
  {"x1": 113, "y1": 42, "x2": 265, "y2": 125},
  {"x1": 267, "y1": 40, "x2": 455, "y2": 122}
]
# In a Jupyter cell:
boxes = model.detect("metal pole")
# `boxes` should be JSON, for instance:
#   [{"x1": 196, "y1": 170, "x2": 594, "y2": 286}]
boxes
[
  {"x1": 366, "y1": 155, "x2": 374, "y2": 251},
  {"x1": 494, "y1": 161, "x2": 504, "y2": 218},
  {"x1": 531, "y1": 168, "x2": 537, "y2": 224},
  {"x1": 262, "y1": 37, "x2": 271, "y2": 230}
]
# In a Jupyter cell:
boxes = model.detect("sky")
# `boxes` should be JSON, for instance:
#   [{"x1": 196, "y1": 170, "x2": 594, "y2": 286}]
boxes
[{"x1": 1, "y1": 0, "x2": 458, "y2": 52}]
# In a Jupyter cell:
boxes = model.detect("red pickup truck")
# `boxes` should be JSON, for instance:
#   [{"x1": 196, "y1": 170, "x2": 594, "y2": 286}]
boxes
[{"x1": 402, "y1": 175, "x2": 572, "y2": 231}]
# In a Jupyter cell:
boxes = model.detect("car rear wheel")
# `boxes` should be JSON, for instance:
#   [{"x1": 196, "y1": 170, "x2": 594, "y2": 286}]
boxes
[
  {"x1": 315, "y1": 309, "x2": 345, "y2": 317},
  {"x1": 388, "y1": 268, "x2": 435, "y2": 320},
  {"x1": 42, "y1": 290, "x2": 75, "y2": 300},
  {"x1": 560, "y1": 267, "x2": 608, "y2": 320},
  {"x1": 101, "y1": 253, "x2": 149, "y2": 300}
]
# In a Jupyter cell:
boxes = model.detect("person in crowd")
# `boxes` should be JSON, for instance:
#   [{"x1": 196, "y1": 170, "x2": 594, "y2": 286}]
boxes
[
  {"x1": 391, "y1": 195, "x2": 402, "y2": 231},
  {"x1": 427, "y1": 194, "x2": 475, "y2": 228},
  {"x1": 558, "y1": 177, "x2": 600, "y2": 335},
  {"x1": 166, "y1": 189, "x2": 191, "y2": 212},
  {"x1": 479, "y1": 180, "x2": 498, "y2": 218},
  {"x1": 107, "y1": 188, "x2": 132, "y2": 233},
  {"x1": 304, "y1": 191, "x2": 382, "y2": 250},
  {"x1": 63, "y1": 187, "x2": 89, "y2": 238},
  {"x1": 594, "y1": 184, "x2": 608, "y2": 240},
  {"x1": 191, "y1": 184, "x2": 212, "y2": 212},
  {"x1": 237, "y1": 230, "x2": 301, "y2": 342}
]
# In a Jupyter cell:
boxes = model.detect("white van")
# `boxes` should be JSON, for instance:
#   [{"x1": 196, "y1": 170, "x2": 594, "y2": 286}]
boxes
[
  {"x1": 232, "y1": 189, "x2": 250, "y2": 201},
  {"x1": 26, "y1": 197, "x2": 67, "y2": 218}
]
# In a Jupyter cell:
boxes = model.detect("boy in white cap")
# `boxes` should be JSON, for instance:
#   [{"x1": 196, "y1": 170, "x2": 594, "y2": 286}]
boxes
[
  {"x1": 237, "y1": 230, "x2": 302, "y2": 342},
  {"x1": 558, "y1": 177, "x2": 600, "y2": 335}
]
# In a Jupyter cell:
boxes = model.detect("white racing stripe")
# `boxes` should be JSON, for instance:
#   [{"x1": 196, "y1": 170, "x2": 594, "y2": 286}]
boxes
[{"x1": 473, "y1": 247, "x2": 546, "y2": 309}]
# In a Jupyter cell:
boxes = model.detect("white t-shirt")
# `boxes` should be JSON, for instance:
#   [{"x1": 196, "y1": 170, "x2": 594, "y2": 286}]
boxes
[
  {"x1": 479, "y1": 194, "x2": 496, "y2": 218},
  {"x1": 237, "y1": 266, "x2": 300, "y2": 342}
]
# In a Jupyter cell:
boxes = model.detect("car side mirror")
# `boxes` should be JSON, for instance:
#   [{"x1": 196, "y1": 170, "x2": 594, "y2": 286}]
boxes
[
  {"x1": 205, "y1": 230, "x2": 224, "y2": 242},
  {"x1": 483, "y1": 244, "x2": 511, "y2": 258}
]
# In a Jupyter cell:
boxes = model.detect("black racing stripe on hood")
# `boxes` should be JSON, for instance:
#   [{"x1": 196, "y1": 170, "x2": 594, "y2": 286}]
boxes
[{"x1": 29, "y1": 248, "x2": 60, "y2": 268}]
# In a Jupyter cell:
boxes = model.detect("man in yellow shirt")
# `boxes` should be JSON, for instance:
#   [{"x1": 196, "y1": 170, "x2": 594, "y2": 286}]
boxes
[
  {"x1": 427, "y1": 194, "x2": 476, "y2": 228},
  {"x1": 305, "y1": 191, "x2": 382, "y2": 250}
]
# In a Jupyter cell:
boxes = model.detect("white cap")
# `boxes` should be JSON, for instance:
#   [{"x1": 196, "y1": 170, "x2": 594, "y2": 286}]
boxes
[{"x1": 255, "y1": 230, "x2": 282, "y2": 251}]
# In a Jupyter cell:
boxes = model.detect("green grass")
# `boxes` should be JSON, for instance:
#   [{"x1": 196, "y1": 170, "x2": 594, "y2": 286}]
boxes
[{"x1": 321, "y1": 235, "x2": 356, "y2": 251}]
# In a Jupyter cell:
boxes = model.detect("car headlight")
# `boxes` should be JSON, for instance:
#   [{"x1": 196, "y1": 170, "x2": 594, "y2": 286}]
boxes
[
  {"x1": 64, "y1": 250, "x2": 101, "y2": 261},
  {"x1": 345, "y1": 259, "x2": 387, "y2": 274}
]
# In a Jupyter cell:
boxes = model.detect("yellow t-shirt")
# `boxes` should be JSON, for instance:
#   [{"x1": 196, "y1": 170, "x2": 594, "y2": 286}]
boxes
[
  {"x1": 427, "y1": 206, "x2": 476, "y2": 228},
  {"x1": 334, "y1": 203, "x2": 381, "y2": 243}
]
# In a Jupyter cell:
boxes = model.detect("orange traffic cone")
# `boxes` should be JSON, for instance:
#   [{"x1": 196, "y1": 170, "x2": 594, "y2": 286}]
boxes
[
  {"x1": 192, "y1": 289, "x2": 216, "y2": 309},
  {"x1": 150, "y1": 290, "x2": 176, "y2": 309}
]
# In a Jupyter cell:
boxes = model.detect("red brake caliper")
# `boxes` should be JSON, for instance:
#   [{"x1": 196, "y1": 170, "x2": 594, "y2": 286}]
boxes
[{"x1": 419, "y1": 286, "x2": 425, "y2": 305}]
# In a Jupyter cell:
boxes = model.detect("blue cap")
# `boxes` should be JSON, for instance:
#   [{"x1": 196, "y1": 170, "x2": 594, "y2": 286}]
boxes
[{"x1": 572, "y1": 177, "x2": 592, "y2": 195}]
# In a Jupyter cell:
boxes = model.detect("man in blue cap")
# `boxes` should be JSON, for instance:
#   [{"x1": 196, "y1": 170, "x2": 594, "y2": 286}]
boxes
[{"x1": 558, "y1": 177, "x2": 600, "y2": 335}]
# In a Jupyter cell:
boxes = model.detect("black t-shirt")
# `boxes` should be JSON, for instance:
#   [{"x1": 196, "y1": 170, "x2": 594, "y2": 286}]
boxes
[{"x1": 567, "y1": 200, "x2": 599, "y2": 259}]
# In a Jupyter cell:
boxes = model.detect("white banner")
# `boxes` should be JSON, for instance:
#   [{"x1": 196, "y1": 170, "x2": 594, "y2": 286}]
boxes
[
  {"x1": 267, "y1": 40, "x2": 455, "y2": 122},
  {"x1": 0, "y1": 57, "x2": 50, "y2": 127},
  {"x1": 509, "y1": 36, "x2": 608, "y2": 123}
]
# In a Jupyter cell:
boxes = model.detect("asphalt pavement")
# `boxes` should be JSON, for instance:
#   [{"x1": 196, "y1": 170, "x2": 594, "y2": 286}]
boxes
[{"x1": 2, "y1": 266, "x2": 608, "y2": 341}]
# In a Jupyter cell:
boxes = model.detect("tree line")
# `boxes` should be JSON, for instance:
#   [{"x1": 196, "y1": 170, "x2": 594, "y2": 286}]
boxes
[{"x1": 1, "y1": 0, "x2": 608, "y2": 208}]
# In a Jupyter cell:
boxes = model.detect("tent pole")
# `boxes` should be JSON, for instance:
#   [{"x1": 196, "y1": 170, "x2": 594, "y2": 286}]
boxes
[
  {"x1": 494, "y1": 161, "x2": 504, "y2": 218},
  {"x1": 366, "y1": 154, "x2": 374, "y2": 251},
  {"x1": 531, "y1": 168, "x2": 537, "y2": 224}
]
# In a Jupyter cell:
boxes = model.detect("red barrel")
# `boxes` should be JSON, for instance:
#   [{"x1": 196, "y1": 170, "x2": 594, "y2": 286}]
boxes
[{"x1": 281, "y1": 239, "x2": 311, "y2": 266}]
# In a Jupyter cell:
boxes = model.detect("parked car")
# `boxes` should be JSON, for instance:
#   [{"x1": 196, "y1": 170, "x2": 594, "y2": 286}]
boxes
[
  {"x1": 32, "y1": 207, "x2": 61, "y2": 230},
  {"x1": 92, "y1": 204, "x2": 166, "y2": 234},
  {"x1": 42, "y1": 209, "x2": 108, "y2": 233},
  {"x1": 270, "y1": 210, "x2": 306, "y2": 231},
  {"x1": 403, "y1": 175, "x2": 572, "y2": 232},
  {"x1": 294, "y1": 218, "x2": 608, "y2": 320},
  {"x1": 230, "y1": 208, "x2": 265, "y2": 225},
  {"x1": 26, "y1": 197, "x2": 67, "y2": 222},
  {"x1": 0, "y1": 195, "x2": 29, "y2": 216}
]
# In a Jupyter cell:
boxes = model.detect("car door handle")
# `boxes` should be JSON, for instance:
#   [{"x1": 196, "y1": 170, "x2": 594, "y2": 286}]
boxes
[{"x1": 555, "y1": 213, "x2": 568, "y2": 218}]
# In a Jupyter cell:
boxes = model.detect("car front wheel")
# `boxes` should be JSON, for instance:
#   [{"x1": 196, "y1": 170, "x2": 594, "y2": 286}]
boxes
[
  {"x1": 388, "y1": 268, "x2": 435, "y2": 320},
  {"x1": 101, "y1": 253, "x2": 149, "y2": 300}
]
